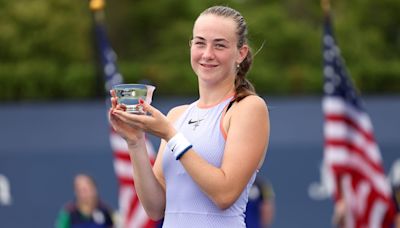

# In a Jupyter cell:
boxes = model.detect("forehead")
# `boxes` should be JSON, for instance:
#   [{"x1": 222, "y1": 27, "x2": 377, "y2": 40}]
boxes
[
  {"x1": 193, "y1": 14, "x2": 237, "y2": 41},
  {"x1": 75, "y1": 175, "x2": 93, "y2": 187}
]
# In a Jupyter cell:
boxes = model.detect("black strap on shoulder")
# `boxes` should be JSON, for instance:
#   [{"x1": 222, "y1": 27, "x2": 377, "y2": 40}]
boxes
[{"x1": 226, "y1": 99, "x2": 236, "y2": 113}]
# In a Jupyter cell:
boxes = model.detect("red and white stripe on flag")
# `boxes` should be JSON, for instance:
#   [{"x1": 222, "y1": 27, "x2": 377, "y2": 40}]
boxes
[
  {"x1": 323, "y1": 97, "x2": 396, "y2": 227},
  {"x1": 110, "y1": 129, "x2": 158, "y2": 228}
]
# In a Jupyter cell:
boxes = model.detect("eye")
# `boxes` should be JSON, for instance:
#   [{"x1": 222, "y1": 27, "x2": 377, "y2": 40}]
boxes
[
  {"x1": 214, "y1": 43, "x2": 226, "y2": 49},
  {"x1": 190, "y1": 39, "x2": 206, "y2": 48},
  {"x1": 194, "y1": 41, "x2": 206, "y2": 46}
]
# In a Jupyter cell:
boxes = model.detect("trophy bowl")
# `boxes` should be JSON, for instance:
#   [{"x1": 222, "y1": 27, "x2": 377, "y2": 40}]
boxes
[{"x1": 112, "y1": 84, "x2": 156, "y2": 114}]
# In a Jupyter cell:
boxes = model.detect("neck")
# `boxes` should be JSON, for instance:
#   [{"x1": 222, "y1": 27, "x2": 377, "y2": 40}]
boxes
[
  {"x1": 77, "y1": 201, "x2": 96, "y2": 216},
  {"x1": 198, "y1": 80, "x2": 235, "y2": 107}
]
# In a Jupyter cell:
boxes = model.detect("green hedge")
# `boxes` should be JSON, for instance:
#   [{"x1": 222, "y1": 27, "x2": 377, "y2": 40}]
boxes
[{"x1": 0, "y1": 0, "x2": 399, "y2": 101}]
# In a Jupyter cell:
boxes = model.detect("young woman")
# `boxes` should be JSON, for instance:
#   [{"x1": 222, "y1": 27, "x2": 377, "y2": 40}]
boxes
[
  {"x1": 55, "y1": 174, "x2": 114, "y2": 228},
  {"x1": 109, "y1": 6, "x2": 270, "y2": 227}
]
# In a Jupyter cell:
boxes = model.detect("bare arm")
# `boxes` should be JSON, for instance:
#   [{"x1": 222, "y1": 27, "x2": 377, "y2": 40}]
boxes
[
  {"x1": 149, "y1": 105, "x2": 189, "y2": 216},
  {"x1": 109, "y1": 93, "x2": 187, "y2": 220},
  {"x1": 126, "y1": 140, "x2": 165, "y2": 220},
  {"x1": 129, "y1": 105, "x2": 189, "y2": 220},
  {"x1": 109, "y1": 103, "x2": 164, "y2": 219}
]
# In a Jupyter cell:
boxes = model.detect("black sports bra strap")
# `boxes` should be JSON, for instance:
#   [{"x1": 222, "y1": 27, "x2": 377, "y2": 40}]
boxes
[{"x1": 226, "y1": 99, "x2": 236, "y2": 113}]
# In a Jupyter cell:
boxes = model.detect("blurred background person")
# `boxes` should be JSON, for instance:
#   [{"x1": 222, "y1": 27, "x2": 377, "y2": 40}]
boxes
[
  {"x1": 55, "y1": 173, "x2": 114, "y2": 228},
  {"x1": 390, "y1": 159, "x2": 400, "y2": 228},
  {"x1": 245, "y1": 177, "x2": 275, "y2": 228}
]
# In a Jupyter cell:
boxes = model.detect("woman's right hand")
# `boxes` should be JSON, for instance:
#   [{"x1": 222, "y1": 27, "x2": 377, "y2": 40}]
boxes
[{"x1": 109, "y1": 90, "x2": 145, "y2": 147}]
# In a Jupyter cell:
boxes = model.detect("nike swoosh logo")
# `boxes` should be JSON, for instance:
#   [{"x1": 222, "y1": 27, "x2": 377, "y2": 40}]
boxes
[{"x1": 188, "y1": 119, "x2": 203, "y2": 125}]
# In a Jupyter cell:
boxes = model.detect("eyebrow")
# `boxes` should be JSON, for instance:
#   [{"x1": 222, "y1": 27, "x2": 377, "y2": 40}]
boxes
[{"x1": 193, "y1": 36, "x2": 229, "y2": 43}]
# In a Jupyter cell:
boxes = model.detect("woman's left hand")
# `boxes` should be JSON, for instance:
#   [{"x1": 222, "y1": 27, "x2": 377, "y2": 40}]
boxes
[{"x1": 111, "y1": 99, "x2": 177, "y2": 141}]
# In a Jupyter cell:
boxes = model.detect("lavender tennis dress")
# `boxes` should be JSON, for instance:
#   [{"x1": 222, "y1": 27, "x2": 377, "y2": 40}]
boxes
[{"x1": 162, "y1": 97, "x2": 257, "y2": 228}]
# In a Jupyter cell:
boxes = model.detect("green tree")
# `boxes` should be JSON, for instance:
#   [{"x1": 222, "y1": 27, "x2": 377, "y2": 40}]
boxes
[
  {"x1": 0, "y1": 0, "x2": 95, "y2": 100},
  {"x1": 0, "y1": 0, "x2": 399, "y2": 101}
]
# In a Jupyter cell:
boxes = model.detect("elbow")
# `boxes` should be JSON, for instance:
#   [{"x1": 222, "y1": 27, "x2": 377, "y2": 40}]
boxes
[
  {"x1": 138, "y1": 191, "x2": 166, "y2": 221},
  {"x1": 213, "y1": 192, "x2": 239, "y2": 210},
  {"x1": 215, "y1": 201, "x2": 233, "y2": 211},
  {"x1": 146, "y1": 208, "x2": 164, "y2": 221},
  {"x1": 142, "y1": 200, "x2": 165, "y2": 221}
]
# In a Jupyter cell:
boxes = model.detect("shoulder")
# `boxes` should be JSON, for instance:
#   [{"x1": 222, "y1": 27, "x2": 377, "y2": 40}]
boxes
[
  {"x1": 237, "y1": 95, "x2": 267, "y2": 107},
  {"x1": 63, "y1": 201, "x2": 77, "y2": 213},
  {"x1": 166, "y1": 104, "x2": 190, "y2": 122},
  {"x1": 232, "y1": 95, "x2": 268, "y2": 117},
  {"x1": 223, "y1": 95, "x2": 269, "y2": 140}
]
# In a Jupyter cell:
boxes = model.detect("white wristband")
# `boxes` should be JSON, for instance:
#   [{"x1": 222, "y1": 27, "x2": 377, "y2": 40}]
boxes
[{"x1": 167, "y1": 132, "x2": 192, "y2": 160}]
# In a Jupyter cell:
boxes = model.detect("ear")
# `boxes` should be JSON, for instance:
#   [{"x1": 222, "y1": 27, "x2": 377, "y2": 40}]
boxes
[{"x1": 237, "y1": 44, "x2": 249, "y2": 64}]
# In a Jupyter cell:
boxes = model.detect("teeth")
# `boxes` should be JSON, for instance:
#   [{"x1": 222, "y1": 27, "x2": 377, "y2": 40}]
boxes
[{"x1": 201, "y1": 64, "x2": 216, "y2": 67}]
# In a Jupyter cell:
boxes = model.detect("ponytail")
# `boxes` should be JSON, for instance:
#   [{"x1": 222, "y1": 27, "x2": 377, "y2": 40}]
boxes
[{"x1": 235, "y1": 49, "x2": 255, "y2": 102}]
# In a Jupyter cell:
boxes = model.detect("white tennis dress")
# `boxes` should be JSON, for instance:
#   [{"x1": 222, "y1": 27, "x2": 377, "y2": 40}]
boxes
[{"x1": 162, "y1": 97, "x2": 257, "y2": 228}]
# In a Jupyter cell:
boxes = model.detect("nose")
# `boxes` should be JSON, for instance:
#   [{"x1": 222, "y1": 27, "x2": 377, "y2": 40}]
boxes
[{"x1": 202, "y1": 45, "x2": 215, "y2": 60}]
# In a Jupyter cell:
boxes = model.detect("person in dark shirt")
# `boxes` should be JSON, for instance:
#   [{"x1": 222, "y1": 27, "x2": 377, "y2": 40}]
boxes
[
  {"x1": 55, "y1": 174, "x2": 114, "y2": 228},
  {"x1": 390, "y1": 160, "x2": 400, "y2": 228},
  {"x1": 245, "y1": 177, "x2": 275, "y2": 228}
]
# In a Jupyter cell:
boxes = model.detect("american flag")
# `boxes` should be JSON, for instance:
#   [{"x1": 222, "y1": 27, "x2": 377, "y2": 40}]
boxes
[
  {"x1": 322, "y1": 13, "x2": 395, "y2": 227},
  {"x1": 94, "y1": 20, "x2": 158, "y2": 228}
]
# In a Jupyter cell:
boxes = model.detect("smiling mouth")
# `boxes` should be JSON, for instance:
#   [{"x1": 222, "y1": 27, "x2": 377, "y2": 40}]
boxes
[{"x1": 200, "y1": 63, "x2": 218, "y2": 68}]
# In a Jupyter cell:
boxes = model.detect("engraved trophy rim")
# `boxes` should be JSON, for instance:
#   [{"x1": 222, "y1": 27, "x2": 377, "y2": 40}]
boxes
[
  {"x1": 112, "y1": 83, "x2": 156, "y2": 114},
  {"x1": 112, "y1": 83, "x2": 155, "y2": 90}
]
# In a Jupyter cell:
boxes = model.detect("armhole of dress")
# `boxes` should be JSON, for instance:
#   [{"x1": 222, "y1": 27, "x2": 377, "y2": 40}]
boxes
[
  {"x1": 219, "y1": 99, "x2": 235, "y2": 141},
  {"x1": 220, "y1": 110, "x2": 228, "y2": 140}
]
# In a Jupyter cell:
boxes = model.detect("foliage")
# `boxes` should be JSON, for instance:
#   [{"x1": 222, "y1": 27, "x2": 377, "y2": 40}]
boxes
[{"x1": 0, "y1": 0, "x2": 399, "y2": 101}]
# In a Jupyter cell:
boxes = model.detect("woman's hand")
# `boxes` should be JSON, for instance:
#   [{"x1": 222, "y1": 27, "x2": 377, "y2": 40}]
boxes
[
  {"x1": 109, "y1": 91, "x2": 177, "y2": 141},
  {"x1": 109, "y1": 90, "x2": 145, "y2": 146}
]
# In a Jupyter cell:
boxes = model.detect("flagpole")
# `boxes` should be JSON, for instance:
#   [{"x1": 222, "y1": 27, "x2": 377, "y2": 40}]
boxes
[
  {"x1": 86, "y1": 0, "x2": 106, "y2": 98},
  {"x1": 89, "y1": 0, "x2": 105, "y2": 23},
  {"x1": 321, "y1": 0, "x2": 331, "y2": 16}
]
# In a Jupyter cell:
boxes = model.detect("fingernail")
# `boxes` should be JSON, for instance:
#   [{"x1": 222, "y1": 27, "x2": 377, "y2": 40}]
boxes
[{"x1": 139, "y1": 99, "x2": 144, "y2": 104}]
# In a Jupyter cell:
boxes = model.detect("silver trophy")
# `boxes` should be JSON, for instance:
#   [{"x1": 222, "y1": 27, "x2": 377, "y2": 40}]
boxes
[{"x1": 112, "y1": 84, "x2": 156, "y2": 114}]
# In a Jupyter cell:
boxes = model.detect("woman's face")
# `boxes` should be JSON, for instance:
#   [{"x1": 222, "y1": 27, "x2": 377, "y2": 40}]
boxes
[
  {"x1": 190, "y1": 14, "x2": 248, "y2": 86},
  {"x1": 74, "y1": 175, "x2": 97, "y2": 204}
]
